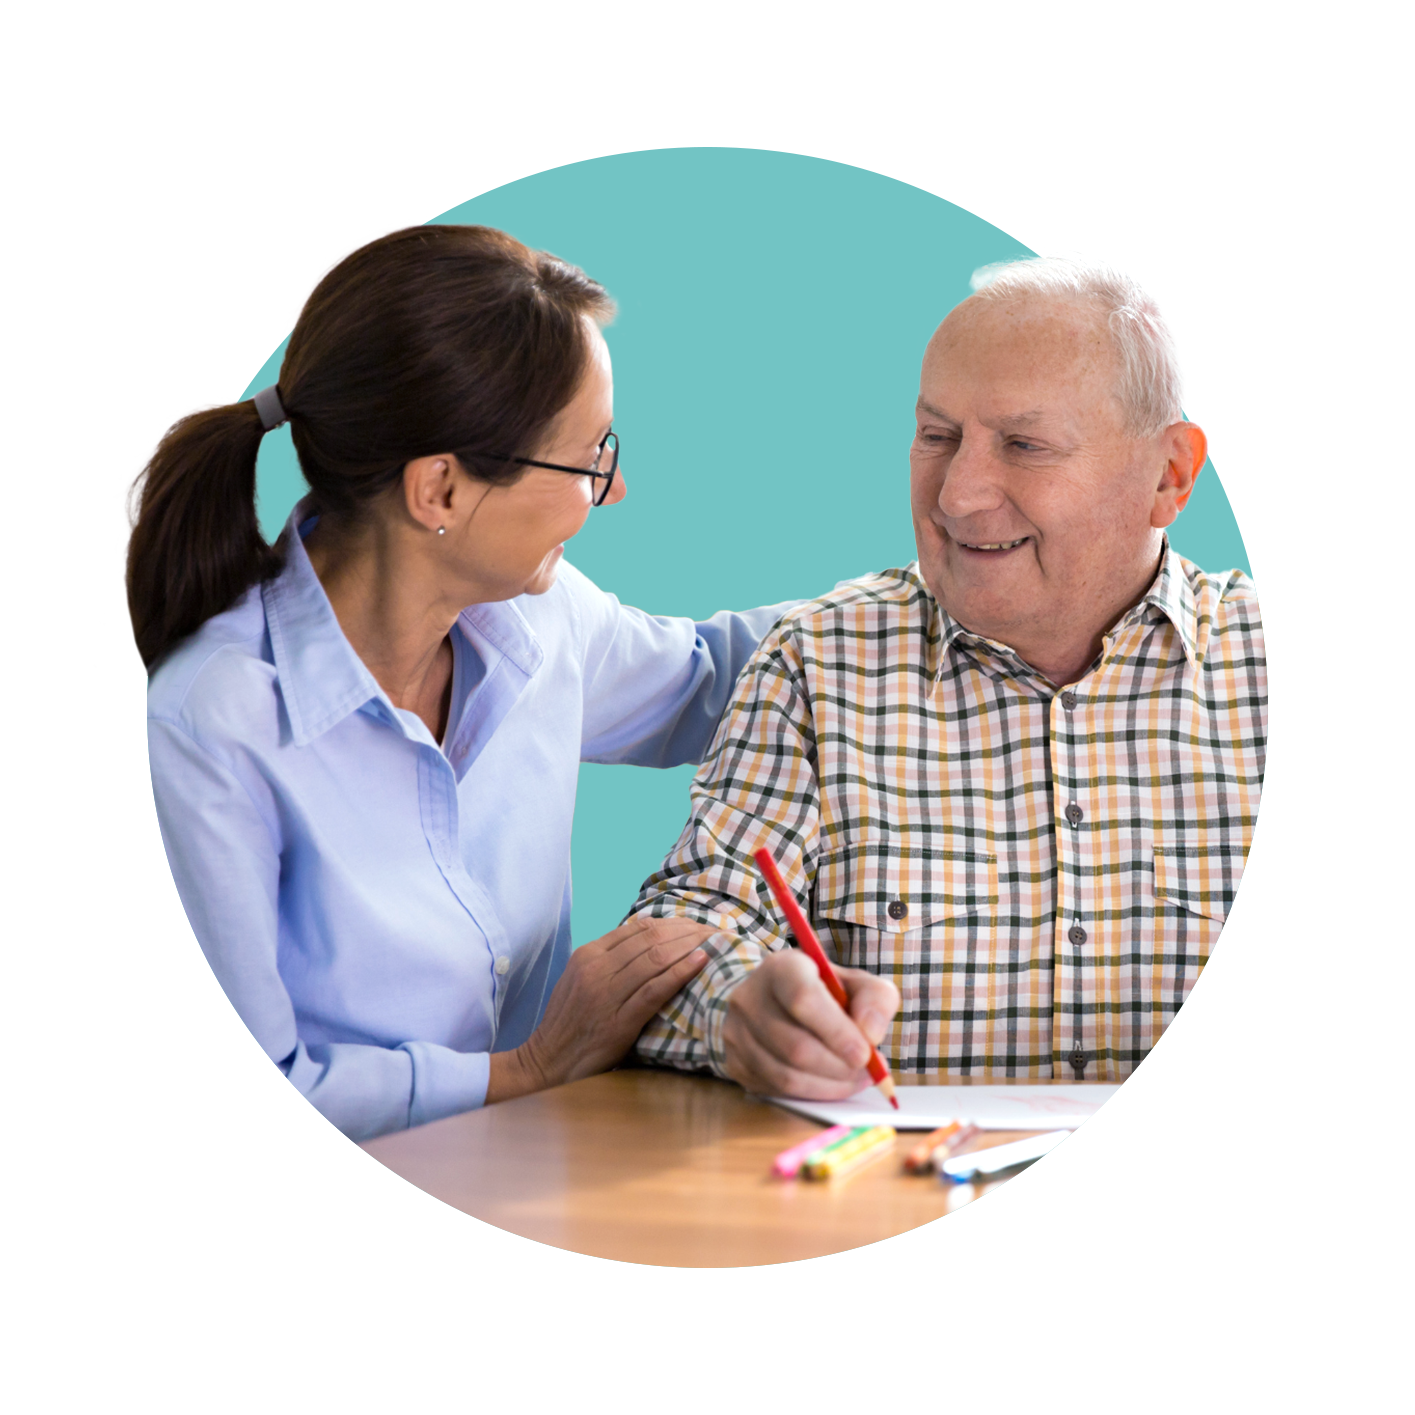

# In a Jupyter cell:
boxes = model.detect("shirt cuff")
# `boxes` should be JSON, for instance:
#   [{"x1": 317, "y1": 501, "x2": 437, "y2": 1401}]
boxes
[
  {"x1": 698, "y1": 936, "x2": 763, "y2": 1076},
  {"x1": 637, "y1": 929, "x2": 768, "y2": 1078},
  {"x1": 397, "y1": 1041, "x2": 492, "y2": 1129}
]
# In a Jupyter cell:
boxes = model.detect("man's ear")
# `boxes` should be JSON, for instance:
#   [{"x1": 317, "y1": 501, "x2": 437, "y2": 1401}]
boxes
[{"x1": 1150, "y1": 422, "x2": 1208, "y2": 530}]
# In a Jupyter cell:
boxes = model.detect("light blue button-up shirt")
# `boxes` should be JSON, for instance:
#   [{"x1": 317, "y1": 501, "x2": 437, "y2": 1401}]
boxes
[{"x1": 147, "y1": 502, "x2": 788, "y2": 1141}]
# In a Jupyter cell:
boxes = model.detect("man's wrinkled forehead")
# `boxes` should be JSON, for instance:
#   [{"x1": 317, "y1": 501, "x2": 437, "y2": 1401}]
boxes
[
  {"x1": 920, "y1": 294, "x2": 1120, "y2": 418},
  {"x1": 915, "y1": 395, "x2": 1054, "y2": 433}
]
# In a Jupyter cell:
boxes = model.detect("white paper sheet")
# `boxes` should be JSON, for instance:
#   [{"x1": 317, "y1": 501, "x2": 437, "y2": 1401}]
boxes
[{"x1": 765, "y1": 1082, "x2": 1120, "y2": 1131}]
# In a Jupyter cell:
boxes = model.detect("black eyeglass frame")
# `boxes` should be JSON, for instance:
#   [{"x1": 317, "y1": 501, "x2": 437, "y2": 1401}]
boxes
[{"x1": 471, "y1": 431, "x2": 619, "y2": 506}]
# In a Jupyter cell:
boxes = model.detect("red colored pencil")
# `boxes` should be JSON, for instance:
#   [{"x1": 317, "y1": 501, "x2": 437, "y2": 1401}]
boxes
[{"x1": 752, "y1": 847, "x2": 899, "y2": 1110}]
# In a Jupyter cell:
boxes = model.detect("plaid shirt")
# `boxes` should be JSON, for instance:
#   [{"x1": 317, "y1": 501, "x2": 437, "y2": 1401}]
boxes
[{"x1": 632, "y1": 546, "x2": 1265, "y2": 1082}]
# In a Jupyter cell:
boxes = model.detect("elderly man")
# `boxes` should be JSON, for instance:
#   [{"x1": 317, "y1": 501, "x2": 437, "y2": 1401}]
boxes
[{"x1": 631, "y1": 258, "x2": 1265, "y2": 1099}]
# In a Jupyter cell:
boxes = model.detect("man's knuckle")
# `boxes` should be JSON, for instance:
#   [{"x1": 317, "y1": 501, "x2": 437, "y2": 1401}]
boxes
[
  {"x1": 781, "y1": 1032, "x2": 818, "y2": 1072},
  {"x1": 773, "y1": 962, "x2": 806, "y2": 999}
]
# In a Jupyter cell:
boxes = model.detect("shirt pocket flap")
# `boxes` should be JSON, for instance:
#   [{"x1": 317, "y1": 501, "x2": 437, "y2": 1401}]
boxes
[
  {"x1": 1152, "y1": 843, "x2": 1243, "y2": 923},
  {"x1": 816, "y1": 842, "x2": 998, "y2": 933}
]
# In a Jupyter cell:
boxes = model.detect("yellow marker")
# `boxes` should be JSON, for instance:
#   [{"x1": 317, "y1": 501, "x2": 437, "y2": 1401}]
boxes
[{"x1": 802, "y1": 1124, "x2": 897, "y2": 1180}]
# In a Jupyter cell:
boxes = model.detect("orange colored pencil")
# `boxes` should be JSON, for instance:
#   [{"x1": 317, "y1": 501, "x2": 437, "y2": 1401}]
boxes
[
  {"x1": 752, "y1": 847, "x2": 899, "y2": 1110},
  {"x1": 903, "y1": 1122, "x2": 964, "y2": 1173}
]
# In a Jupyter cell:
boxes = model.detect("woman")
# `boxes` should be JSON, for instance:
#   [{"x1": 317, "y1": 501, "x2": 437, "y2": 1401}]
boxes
[{"x1": 130, "y1": 225, "x2": 788, "y2": 1141}]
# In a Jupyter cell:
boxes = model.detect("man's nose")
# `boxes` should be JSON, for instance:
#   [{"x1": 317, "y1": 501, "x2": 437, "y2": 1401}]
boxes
[{"x1": 937, "y1": 436, "x2": 1003, "y2": 518}]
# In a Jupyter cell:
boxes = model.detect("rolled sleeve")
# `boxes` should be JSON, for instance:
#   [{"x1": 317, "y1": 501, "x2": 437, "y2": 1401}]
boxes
[{"x1": 398, "y1": 1042, "x2": 492, "y2": 1131}]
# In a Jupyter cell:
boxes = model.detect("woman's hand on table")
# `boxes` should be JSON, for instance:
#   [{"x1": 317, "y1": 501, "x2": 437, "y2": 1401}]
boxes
[
  {"x1": 719, "y1": 949, "x2": 901, "y2": 1100},
  {"x1": 486, "y1": 917, "x2": 716, "y2": 1104}
]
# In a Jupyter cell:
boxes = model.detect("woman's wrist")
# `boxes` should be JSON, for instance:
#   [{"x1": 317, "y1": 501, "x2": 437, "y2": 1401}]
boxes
[{"x1": 485, "y1": 1039, "x2": 556, "y2": 1105}]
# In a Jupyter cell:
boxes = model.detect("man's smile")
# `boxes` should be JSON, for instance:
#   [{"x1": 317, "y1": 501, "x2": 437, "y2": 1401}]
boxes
[{"x1": 949, "y1": 533, "x2": 1032, "y2": 554}]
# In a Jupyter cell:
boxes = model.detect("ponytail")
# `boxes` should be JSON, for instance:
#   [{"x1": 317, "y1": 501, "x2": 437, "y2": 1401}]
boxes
[
  {"x1": 126, "y1": 400, "x2": 283, "y2": 669},
  {"x1": 126, "y1": 224, "x2": 616, "y2": 671}
]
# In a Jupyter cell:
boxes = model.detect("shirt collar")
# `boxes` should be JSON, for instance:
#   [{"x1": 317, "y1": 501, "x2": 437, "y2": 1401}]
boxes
[
  {"x1": 923, "y1": 537, "x2": 1202, "y2": 686},
  {"x1": 263, "y1": 498, "x2": 544, "y2": 748},
  {"x1": 1127, "y1": 538, "x2": 1203, "y2": 667},
  {"x1": 456, "y1": 598, "x2": 545, "y2": 681},
  {"x1": 911, "y1": 569, "x2": 1046, "y2": 686},
  {"x1": 935, "y1": 611, "x2": 1050, "y2": 688},
  {"x1": 263, "y1": 502, "x2": 387, "y2": 746}
]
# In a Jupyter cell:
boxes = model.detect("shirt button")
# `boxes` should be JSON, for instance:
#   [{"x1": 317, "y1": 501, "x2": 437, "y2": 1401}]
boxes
[
  {"x1": 1069, "y1": 1045, "x2": 1087, "y2": 1079},
  {"x1": 1069, "y1": 924, "x2": 1087, "y2": 946},
  {"x1": 1061, "y1": 690, "x2": 1078, "y2": 710},
  {"x1": 1065, "y1": 803, "x2": 1083, "y2": 827},
  {"x1": 886, "y1": 900, "x2": 908, "y2": 921},
  {"x1": 494, "y1": 956, "x2": 510, "y2": 976}
]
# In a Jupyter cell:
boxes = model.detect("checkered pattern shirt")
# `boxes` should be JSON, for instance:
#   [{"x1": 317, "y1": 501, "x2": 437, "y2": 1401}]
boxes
[{"x1": 631, "y1": 546, "x2": 1265, "y2": 1082}]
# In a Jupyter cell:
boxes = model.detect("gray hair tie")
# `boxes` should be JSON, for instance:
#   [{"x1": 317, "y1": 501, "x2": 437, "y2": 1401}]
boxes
[{"x1": 253, "y1": 385, "x2": 288, "y2": 431}]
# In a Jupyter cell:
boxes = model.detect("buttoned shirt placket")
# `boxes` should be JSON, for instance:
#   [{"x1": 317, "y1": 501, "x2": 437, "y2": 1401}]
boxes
[
  {"x1": 1052, "y1": 656, "x2": 1097, "y2": 1082},
  {"x1": 1050, "y1": 599, "x2": 1185, "y2": 1081},
  {"x1": 418, "y1": 615, "x2": 545, "y2": 1038}
]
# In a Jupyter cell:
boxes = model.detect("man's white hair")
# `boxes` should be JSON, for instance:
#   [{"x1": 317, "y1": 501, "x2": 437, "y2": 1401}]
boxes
[{"x1": 967, "y1": 257, "x2": 1183, "y2": 438}]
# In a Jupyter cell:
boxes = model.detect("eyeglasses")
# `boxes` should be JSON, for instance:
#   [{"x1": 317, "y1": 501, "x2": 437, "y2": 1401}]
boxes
[{"x1": 471, "y1": 431, "x2": 620, "y2": 507}]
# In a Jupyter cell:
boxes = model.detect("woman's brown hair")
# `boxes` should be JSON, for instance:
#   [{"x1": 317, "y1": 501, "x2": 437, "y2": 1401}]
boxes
[{"x1": 126, "y1": 224, "x2": 615, "y2": 669}]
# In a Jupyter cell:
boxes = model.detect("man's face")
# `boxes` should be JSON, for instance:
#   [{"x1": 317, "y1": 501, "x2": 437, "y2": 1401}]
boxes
[{"x1": 910, "y1": 296, "x2": 1169, "y2": 659}]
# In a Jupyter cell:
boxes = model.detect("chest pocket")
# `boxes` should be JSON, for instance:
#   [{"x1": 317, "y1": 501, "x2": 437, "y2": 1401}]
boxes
[
  {"x1": 813, "y1": 843, "x2": 998, "y2": 1070},
  {"x1": 1153, "y1": 839, "x2": 1247, "y2": 923}
]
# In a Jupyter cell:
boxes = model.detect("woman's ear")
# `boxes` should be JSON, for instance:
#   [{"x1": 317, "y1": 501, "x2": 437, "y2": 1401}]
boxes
[
  {"x1": 1150, "y1": 422, "x2": 1208, "y2": 529},
  {"x1": 401, "y1": 455, "x2": 458, "y2": 534}
]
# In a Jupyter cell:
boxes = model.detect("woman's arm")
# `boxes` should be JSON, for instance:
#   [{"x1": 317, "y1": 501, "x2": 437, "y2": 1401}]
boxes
[
  {"x1": 569, "y1": 564, "x2": 796, "y2": 767},
  {"x1": 149, "y1": 719, "x2": 490, "y2": 1141},
  {"x1": 149, "y1": 718, "x2": 713, "y2": 1139}
]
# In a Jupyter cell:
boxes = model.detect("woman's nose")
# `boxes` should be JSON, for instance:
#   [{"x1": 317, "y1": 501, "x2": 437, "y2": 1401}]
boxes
[{"x1": 602, "y1": 464, "x2": 628, "y2": 507}]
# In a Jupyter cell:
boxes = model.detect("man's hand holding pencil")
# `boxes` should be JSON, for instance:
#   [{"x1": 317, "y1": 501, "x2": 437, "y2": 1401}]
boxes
[
  {"x1": 721, "y1": 849, "x2": 902, "y2": 1102},
  {"x1": 721, "y1": 949, "x2": 901, "y2": 1100}
]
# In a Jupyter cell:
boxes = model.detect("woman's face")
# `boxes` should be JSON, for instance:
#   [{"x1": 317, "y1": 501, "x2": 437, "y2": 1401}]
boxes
[{"x1": 450, "y1": 321, "x2": 625, "y2": 601}]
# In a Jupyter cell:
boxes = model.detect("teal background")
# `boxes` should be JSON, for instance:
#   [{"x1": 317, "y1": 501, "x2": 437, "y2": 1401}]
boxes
[{"x1": 146, "y1": 149, "x2": 1273, "y2": 1267}]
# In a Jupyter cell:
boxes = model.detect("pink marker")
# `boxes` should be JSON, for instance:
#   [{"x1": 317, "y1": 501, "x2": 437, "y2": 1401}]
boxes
[{"x1": 772, "y1": 1125, "x2": 851, "y2": 1179}]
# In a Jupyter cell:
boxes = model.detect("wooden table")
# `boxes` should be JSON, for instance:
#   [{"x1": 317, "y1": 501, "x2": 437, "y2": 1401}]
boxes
[{"x1": 362, "y1": 1070, "x2": 1042, "y2": 1267}]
